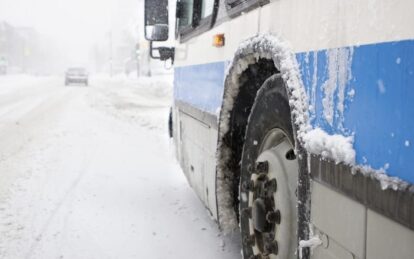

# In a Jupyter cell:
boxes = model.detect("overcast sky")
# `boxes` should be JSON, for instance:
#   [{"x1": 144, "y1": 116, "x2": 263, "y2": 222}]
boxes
[{"x1": 0, "y1": 0, "x2": 143, "y2": 63}]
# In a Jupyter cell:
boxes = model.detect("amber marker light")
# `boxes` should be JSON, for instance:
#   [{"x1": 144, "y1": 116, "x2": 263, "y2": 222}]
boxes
[{"x1": 213, "y1": 33, "x2": 225, "y2": 47}]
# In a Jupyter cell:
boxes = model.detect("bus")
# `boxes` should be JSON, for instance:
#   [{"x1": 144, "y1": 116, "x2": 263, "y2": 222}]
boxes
[{"x1": 143, "y1": 1, "x2": 414, "y2": 258}]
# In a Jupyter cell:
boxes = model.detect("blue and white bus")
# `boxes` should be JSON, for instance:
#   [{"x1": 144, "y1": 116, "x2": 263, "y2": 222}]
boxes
[{"x1": 143, "y1": 1, "x2": 414, "y2": 258}]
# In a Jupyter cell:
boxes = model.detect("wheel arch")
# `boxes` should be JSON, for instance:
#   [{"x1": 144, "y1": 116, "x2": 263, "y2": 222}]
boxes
[{"x1": 215, "y1": 34, "x2": 311, "y2": 253}]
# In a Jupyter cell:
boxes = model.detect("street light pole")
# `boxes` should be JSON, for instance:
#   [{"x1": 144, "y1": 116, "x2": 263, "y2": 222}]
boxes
[{"x1": 109, "y1": 31, "x2": 113, "y2": 77}]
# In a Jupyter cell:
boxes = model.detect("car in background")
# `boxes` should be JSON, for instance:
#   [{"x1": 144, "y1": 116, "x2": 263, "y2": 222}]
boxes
[{"x1": 65, "y1": 67, "x2": 88, "y2": 86}]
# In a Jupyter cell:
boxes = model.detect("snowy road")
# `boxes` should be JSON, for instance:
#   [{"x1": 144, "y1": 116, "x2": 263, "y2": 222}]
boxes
[{"x1": 0, "y1": 75, "x2": 241, "y2": 259}]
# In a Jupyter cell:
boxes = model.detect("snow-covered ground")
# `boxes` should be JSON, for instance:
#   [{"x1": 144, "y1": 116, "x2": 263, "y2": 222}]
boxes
[{"x1": 0, "y1": 75, "x2": 241, "y2": 259}]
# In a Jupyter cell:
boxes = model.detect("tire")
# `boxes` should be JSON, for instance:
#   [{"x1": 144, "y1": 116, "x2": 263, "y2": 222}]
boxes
[{"x1": 240, "y1": 74, "x2": 299, "y2": 259}]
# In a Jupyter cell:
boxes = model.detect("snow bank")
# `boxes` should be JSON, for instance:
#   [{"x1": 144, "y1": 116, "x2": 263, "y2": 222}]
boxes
[
  {"x1": 0, "y1": 74, "x2": 40, "y2": 85},
  {"x1": 88, "y1": 74, "x2": 172, "y2": 132},
  {"x1": 0, "y1": 75, "x2": 54, "y2": 94},
  {"x1": 303, "y1": 128, "x2": 355, "y2": 165}
]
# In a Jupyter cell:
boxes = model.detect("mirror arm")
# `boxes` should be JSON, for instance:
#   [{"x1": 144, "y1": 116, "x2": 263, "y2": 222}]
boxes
[
  {"x1": 149, "y1": 41, "x2": 159, "y2": 60},
  {"x1": 150, "y1": 41, "x2": 175, "y2": 64}
]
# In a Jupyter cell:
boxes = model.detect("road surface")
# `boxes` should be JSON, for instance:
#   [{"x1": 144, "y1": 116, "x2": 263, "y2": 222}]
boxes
[{"x1": 0, "y1": 75, "x2": 241, "y2": 259}]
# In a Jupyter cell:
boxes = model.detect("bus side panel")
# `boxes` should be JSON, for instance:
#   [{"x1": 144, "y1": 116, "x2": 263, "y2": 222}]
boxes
[
  {"x1": 173, "y1": 8, "x2": 261, "y2": 220},
  {"x1": 296, "y1": 40, "x2": 414, "y2": 183},
  {"x1": 173, "y1": 62, "x2": 227, "y2": 219}
]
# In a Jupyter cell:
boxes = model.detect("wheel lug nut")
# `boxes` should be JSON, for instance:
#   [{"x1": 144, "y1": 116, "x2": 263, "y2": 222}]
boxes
[
  {"x1": 255, "y1": 161, "x2": 269, "y2": 174},
  {"x1": 243, "y1": 235, "x2": 256, "y2": 246},
  {"x1": 285, "y1": 149, "x2": 296, "y2": 160},
  {"x1": 264, "y1": 240, "x2": 278, "y2": 255},
  {"x1": 266, "y1": 210, "x2": 281, "y2": 224},
  {"x1": 241, "y1": 181, "x2": 248, "y2": 191},
  {"x1": 267, "y1": 179, "x2": 277, "y2": 193},
  {"x1": 241, "y1": 207, "x2": 252, "y2": 218},
  {"x1": 247, "y1": 164, "x2": 254, "y2": 174},
  {"x1": 242, "y1": 180, "x2": 255, "y2": 192}
]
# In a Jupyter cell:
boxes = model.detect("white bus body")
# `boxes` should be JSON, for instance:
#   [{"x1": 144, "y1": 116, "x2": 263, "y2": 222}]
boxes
[{"x1": 144, "y1": 1, "x2": 414, "y2": 258}]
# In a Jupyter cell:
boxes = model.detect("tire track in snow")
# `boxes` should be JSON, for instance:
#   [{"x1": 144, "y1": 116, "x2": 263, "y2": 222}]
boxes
[{"x1": 24, "y1": 147, "x2": 101, "y2": 259}]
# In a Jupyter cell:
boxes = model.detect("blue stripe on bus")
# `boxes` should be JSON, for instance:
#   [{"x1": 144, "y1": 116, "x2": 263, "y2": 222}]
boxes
[
  {"x1": 297, "y1": 40, "x2": 414, "y2": 183},
  {"x1": 174, "y1": 40, "x2": 414, "y2": 183},
  {"x1": 174, "y1": 61, "x2": 227, "y2": 115}
]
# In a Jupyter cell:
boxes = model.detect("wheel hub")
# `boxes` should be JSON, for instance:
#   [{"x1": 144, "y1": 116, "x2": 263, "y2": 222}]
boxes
[
  {"x1": 250, "y1": 168, "x2": 279, "y2": 255},
  {"x1": 241, "y1": 129, "x2": 299, "y2": 258}
]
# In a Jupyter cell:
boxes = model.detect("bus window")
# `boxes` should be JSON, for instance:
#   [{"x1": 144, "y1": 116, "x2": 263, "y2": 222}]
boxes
[
  {"x1": 201, "y1": 0, "x2": 215, "y2": 18},
  {"x1": 177, "y1": 0, "x2": 194, "y2": 29},
  {"x1": 176, "y1": 0, "x2": 216, "y2": 40}
]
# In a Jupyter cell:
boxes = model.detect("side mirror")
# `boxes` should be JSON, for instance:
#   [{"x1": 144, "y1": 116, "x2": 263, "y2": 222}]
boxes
[
  {"x1": 144, "y1": 0, "x2": 169, "y2": 41},
  {"x1": 146, "y1": 24, "x2": 169, "y2": 41}
]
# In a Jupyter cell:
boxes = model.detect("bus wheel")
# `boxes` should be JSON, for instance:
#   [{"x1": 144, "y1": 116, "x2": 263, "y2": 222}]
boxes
[{"x1": 240, "y1": 74, "x2": 299, "y2": 259}]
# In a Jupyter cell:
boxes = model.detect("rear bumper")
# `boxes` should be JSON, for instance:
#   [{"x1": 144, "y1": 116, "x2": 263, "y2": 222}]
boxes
[{"x1": 65, "y1": 77, "x2": 88, "y2": 83}]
